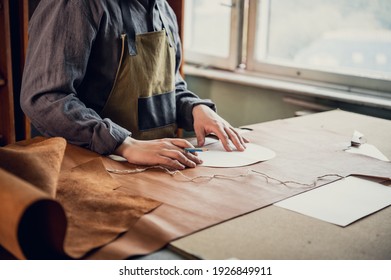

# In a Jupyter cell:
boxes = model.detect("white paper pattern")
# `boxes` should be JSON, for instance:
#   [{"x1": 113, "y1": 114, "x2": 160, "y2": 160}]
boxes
[
  {"x1": 275, "y1": 176, "x2": 391, "y2": 227},
  {"x1": 198, "y1": 143, "x2": 276, "y2": 168}
]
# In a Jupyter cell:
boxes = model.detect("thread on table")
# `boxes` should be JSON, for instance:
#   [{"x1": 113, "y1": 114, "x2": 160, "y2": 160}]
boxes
[{"x1": 106, "y1": 166, "x2": 344, "y2": 188}]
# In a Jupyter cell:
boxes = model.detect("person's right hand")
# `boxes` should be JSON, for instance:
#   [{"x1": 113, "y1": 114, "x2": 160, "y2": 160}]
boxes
[{"x1": 114, "y1": 137, "x2": 203, "y2": 170}]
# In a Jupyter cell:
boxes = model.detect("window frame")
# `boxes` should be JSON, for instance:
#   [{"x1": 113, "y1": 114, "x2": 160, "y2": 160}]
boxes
[
  {"x1": 184, "y1": 0, "x2": 244, "y2": 71},
  {"x1": 245, "y1": 0, "x2": 391, "y2": 95}
]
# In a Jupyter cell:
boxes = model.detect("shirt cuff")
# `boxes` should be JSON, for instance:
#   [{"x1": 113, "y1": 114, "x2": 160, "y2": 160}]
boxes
[{"x1": 90, "y1": 119, "x2": 131, "y2": 155}]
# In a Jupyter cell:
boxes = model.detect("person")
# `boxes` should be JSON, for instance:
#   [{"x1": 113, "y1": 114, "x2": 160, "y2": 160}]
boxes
[{"x1": 21, "y1": 0, "x2": 247, "y2": 170}]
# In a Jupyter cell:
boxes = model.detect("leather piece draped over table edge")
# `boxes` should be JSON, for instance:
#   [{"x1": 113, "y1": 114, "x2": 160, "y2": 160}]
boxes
[
  {"x1": 87, "y1": 117, "x2": 390, "y2": 260},
  {"x1": 0, "y1": 138, "x2": 161, "y2": 260}
]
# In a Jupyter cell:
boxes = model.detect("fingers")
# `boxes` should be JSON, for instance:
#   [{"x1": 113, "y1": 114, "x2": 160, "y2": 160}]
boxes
[
  {"x1": 169, "y1": 138, "x2": 195, "y2": 149},
  {"x1": 158, "y1": 152, "x2": 203, "y2": 170},
  {"x1": 225, "y1": 127, "x2": 248, "y2": 149},
  {"x1": 118, "y1": 138, "x2": 203, "y2": 170},
  {"x1": 152, "y1": 139, "x2": 202, "y2": 169},
  {"x1": 242, "y1": 136, "x2": 250, "y2": 144},
  {"x1": 161, "y1": 138, "x2": 203, "y2": 164},
  {"x1": 158, "y1": 149, "x2": 198, "y2": 169},
  {"x1": 194, "y1": 127, "x2": 206, "y2": 148},
  {"x1": 211, "y1": 124, "x2": 246, "y2": 152}
]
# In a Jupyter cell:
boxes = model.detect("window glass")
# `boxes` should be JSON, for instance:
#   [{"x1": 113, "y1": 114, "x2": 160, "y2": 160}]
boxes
[
  {"x1": 184, "y1": 0, "x2": 232, "y2": 58},
  {"x1": 254, "y1": 0, "x2": 391, "y2": 79}
]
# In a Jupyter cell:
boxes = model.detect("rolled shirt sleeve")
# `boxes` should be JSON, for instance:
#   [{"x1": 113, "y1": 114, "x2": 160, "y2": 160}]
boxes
[
  {"x1": 21, "y1": 0, "x2": 130, "y2": 155},
  {"x1": 21, "y1": 0, "x2": 215, "y2": 155}
]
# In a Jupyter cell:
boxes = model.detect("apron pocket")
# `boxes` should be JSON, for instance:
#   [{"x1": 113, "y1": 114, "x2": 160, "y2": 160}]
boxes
[{"x1": 138, "y1": 91, "x2": 176, "y2": 131}]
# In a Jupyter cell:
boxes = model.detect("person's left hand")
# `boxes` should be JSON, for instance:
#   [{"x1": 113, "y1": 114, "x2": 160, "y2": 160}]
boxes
[{"x1": 192, "y1": 104, "x2": 248, "y2": 151}]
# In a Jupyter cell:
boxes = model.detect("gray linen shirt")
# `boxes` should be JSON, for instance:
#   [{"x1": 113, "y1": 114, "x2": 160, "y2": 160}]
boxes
[{"x1": 21, "y1": 0, "x2": 215, "y2": 155}]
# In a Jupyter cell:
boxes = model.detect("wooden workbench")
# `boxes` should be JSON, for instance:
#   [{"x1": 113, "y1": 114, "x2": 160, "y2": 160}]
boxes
[{"x1": 171, "y1": 110, "x2": 391, "y2": 259}]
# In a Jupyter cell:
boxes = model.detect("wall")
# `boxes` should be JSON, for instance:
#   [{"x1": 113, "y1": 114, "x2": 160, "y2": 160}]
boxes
[
  {"x1": 186, "y1": 75, "x2": 313, "y2": 127},
  {"x1": 185, "y1": 75, "x2": 391, "y2": 128}
]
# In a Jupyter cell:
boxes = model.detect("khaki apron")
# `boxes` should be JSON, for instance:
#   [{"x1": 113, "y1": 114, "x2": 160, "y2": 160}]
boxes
[{"x1": 101, "y1": 7, "x2": 177, "y2": 140}]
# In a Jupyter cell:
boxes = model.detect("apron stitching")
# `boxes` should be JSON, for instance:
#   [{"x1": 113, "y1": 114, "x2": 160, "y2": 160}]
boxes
[
  {"x1": 138, "y1": 89, "x2": 175, "y2": 99},
  {"x1": 101, "y1": 34, "x2": 127, "y2": 114},
  {"x1": 139, "y1": 123, "x2": 176, "y2": 132}
]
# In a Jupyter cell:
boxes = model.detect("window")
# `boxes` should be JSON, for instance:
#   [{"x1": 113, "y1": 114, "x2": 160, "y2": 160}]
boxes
[
  {"x1": 184, "y1": 0, "x2": 391, "y2": 96},
  {"x1": 184, "y1": 0, "x2": 244, "y2": 70}
]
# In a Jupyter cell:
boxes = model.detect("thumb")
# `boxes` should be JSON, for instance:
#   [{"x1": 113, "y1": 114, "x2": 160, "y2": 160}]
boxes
[{"x1": 195, "y1": 127, "x2": 206, "y2": 147}]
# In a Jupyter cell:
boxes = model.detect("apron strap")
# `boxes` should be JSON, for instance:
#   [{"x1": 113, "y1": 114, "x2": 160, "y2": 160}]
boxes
[
  {"x1": 155, "y1": 1, "x2": 175, "y2": 48},
  {"x1": 120, "y1": 1, "x2": 137, "y2": 55},
  {"x1": 121, "y1": 1, "x2": 175, "y2": 55}
]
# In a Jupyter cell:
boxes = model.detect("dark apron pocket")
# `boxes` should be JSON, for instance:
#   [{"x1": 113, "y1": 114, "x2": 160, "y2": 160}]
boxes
[{"x1": 138, "y1": 91, "x2": 176, "y2": 131}]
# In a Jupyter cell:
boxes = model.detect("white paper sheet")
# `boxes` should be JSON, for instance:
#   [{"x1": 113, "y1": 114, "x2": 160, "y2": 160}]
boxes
[
  {"x1": 187, "y1": 129, "x2": 251, "y2": 148},
  {"x1": 275, "y1": 176, "x2": 391, "y2": 227},
  {"x1": 198, "y1": 143, "x2": 276, "y2": 168},
  {"x1": 107, "y1": 140, "x2": 275, "y2": 168},
  {"x1": 187, "y1": 136, "x2": 220, "y2": 147},
  {"x1": 345, "y1": 143, "x2": 389, "y2": 162},
  {"x1": 107, "y1": 154, "x2": 127, "y2": 162}
]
